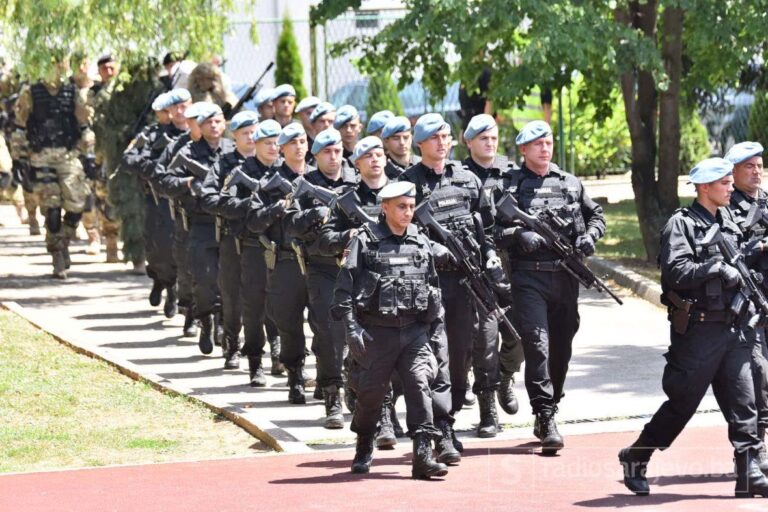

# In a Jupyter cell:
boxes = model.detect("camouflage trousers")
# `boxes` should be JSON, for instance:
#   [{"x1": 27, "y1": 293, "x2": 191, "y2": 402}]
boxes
[
  {"x1": 30, "y1": 147, "x2": 88, "y2": 252},
  {"x1": 82, "y1": 178, "x2": 120, "y2": 239}
]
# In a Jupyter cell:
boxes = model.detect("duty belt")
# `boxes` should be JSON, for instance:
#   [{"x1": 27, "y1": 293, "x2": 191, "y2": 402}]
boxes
[
  {"x1": 359, "y1": 312, "x2": 420, "y2": 328},
  {"x1": 511, "y1": 259, "x2": 564, "y2": 272},
  {"x1": 308, "y1": 255, "x2": 339, "y2": 267},
  {"x1": 277, "y1": 249, "x2": 298, "y2": 261},
  {"x1": 185, "y1": 212, "x2": 215, "y2": 225},
  {"x1": 690, "y1": 309, "x2": 730, "y2": 323}
]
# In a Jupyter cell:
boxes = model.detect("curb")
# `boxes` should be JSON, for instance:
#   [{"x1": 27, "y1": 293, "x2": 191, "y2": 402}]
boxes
[
  {"x1": 1, "y1": 301, "x2": 312, "y2": 455},
  {"x1": 586, "y1": 257, "x2": 664, "y2": 309}
]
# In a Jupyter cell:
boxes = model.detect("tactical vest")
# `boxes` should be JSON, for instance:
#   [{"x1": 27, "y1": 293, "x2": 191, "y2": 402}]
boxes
[
  {"x1": 507, "y1": 166, "x2": 586, "y2": 241},
  {"x1": 27, "y1": 83, "x2": 80, "y2": 151},
  {"x1": 356, "y1": 231, "x2": 433, "y2": 319}
]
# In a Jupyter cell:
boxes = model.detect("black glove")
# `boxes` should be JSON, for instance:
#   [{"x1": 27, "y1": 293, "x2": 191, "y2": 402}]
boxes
[
  {"x1": 81, "y1": 154, "x2": 98, "y2": 180},
  {"x1": 719, "y1": 263, "x2": 741, "y2": 288},
  {"x1": 517, "y1": 230, "x2": 546, "y2": 253},
  {"x1": 189, "y1": 178, "x2": 204, "y2": 197},
  {"x1": 431, "y1": 242, "x2": 456, "y2": 266},
  {"x1": 305, "y1": 206, "x2": 329, "y2": 225},
  {"x1": 265, "y1": 200, "x2": 287, "y2": 219},
  {"x1": 346, "y1": 319, "x2": 373, "y2": 368},
  {"x1": 575, "y1": 233, "x2": 596, "y2": 257}
]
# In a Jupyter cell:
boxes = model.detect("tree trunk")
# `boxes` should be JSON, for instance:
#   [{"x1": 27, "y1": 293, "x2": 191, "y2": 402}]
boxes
[{"x1": 657, "y1": 6, "x2": 683, "y2": 217}]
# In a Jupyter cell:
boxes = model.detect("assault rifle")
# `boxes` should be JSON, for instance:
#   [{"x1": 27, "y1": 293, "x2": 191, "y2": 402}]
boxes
[
  {"x1": 293, "y1": 177, "x2": 338, "y2": 208},
  {"x1": 496, "y1": 192, "x2": 623, "y2": 305},
  {"x1": 223, "y1": 168, "x2": 294, "y2": 198},
  {"x1": 227, "y1": 62, "x2": 275, "y2": 120},
  {"x1": 414, "y1": 201, "x2": 521, "y2": 343},
  {"x1": 701, "y1": 224, "x2": 768, "y2": 328},
  {"x1": 336, "y1": 189, "x2": 377, "y2": 225}
]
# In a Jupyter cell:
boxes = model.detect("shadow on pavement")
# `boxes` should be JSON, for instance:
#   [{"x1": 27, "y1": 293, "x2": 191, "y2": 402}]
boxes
[{"x1": 574, "y1": 492, "x2": 730, "y2": 508}]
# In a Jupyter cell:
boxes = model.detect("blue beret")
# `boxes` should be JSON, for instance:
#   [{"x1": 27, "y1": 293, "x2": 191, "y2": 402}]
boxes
[
  {"x1": 311, "y1": 128, "x2": 342, "y2": 155},
  {"x1": 273, "y1": 84, "x2": 297, "y2": 99},
  {"x1": 379, "y1": 181, "x2": 416, "y2": 200},
  {"x1": 689, "y1": 157, "x2": 734, "y2": 184},
  {"x1": 333, "y1": 105, "x2": 359, "y2": 129},
  {"x1": 310, "y1": 102, "x2": 336, "y2": 123},
  {"x1": 381, "y1": 116, "x2": 411, "y2": 139},
  {"x1": 464, "y1": 114, "x2": 497, "y2": 141},
  {"x1": 296, "y1": 96, "x2": 321, "y2": 113},
  {"x1": 515, "y1": 120, "x2": 552, "y2": 145},
  {"x1": 254, "y1": 88, "x2": 275, "y2": 108},
  {"x1": 166, "y1": 88, "x2": 191, "y2": 107},
  {"x1": 229, "y1": 111, "x2": 259, "y2": 131},
  {"x1": 366, "y1": 110, "x2": 394, "y2": 134},
  {"x1": 725, "y1": 141, "x2": 764, "y2": 165},
  {"x1": 196, "y1": 102, "x2": 223, "y2": 123},
  {"x1": 184, "y1": 102, "x2": 206, "y2": 120},
  {"x1": 151, "y1": 92, "x2": 170, "y2": 111},
  {"x1": 277, "y1": 122, "x2": 306, "y2": 146},
  {"x1": 251, "y1": 119, "x2": 282, "y2": 141},
  {"x1": 351, "y1": 136, "x2": 384, "y2": 164},
  {"x1": 413, "y1": 113, "x2": 450, "y2": 144}
]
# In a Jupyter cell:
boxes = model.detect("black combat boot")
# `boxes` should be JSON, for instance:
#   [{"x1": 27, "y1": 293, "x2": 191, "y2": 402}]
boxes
[
  {"x1": 618, "y1": 438, "x2": 654, "y2": 496},
  {"x1": 735, "y1": 449, "x2": 768, "y2": 498},
  {"x1": 350, "y1": 435, "x2": 374, "y2": 474},
  {"x1": 498, "y1": 372, "x2": 519, "y2": 415},
  {"x1": 477, "y1": 390, "x2": 499, "y2": 438},
  {"x1": 434, "y1": 420, "x2": 461, "y2": 464},
  {"x1": 51, "y1": 251, "x2": 67, "y2": 279},
  {"x1": 149, "y1": 280, "x2": 163, "y2": 307},
  {"x1": 757, "y1": 425, "x2": 768, "y2": 474},
  {"x1": 390, "y1": 397, "x2": 405, "y2": 438},
  {"x1": 213, "y1": 313, "x2": 223, "y2": 347},
  {"x1": 287, "y1": 367, "x2": 306, "y2": 404},
  {"x1": 376, "y1": 403, "x2": 397, "y2": 449},
  {"x1": 248, "y1": 355, "x2": 266, "y2": 387},
  {"x1": 537, "y1": 410, "x2": 564, "y2": 455},
  {"x1": 198, "y1": 315, "x2": 214, "y2": 355},
  {"x1": 163, "y1": 285, "x2": 178, "y2": 318},
  {"x1": 412, "y1": 432, "x2": 449, "y2": 480},
  {"x1": 323, "y1": 385, "x2": 344, "y2": 429},
  {"x1": 269, "y1": 336, "x2": 284, "y2": 375},
  {"x1": 182, "y1": 311, "x2": 198, "y2": 338},
  {"x1": 223, "y1": 335, "x2": 240, "y2": 370}
]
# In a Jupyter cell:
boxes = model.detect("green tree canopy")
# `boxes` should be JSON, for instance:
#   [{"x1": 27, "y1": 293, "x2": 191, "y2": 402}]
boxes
[
  {"x1": 275, "y1": 15, "x2": 308, "y2": 99},
  {"x1": 366, "y1": 73, "x2": 402, "y2": 117},
  {"x1": 312, "y1": 0, "x2": 768, "y2": 261}
]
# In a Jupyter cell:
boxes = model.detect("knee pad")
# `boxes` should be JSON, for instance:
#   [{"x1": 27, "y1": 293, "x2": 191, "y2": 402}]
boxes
[
  {"x1": 45, "y1": 207, "x2": 62, "y2": 233},
  {"x1": 63, "y1": 211, "x2": 82, "y2": 229}
]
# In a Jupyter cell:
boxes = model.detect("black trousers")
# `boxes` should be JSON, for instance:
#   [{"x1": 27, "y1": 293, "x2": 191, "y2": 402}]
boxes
[
  {"x1": 510, "y1": 268, "x2": 580, "y2": 414},
  {"x1": 266, "y1": 256, "x2": 308, "y2": 370},
  {"x1": 172, "y1": 211, "x2": 194, "y2": 311},
  {"x1": 349, "y1": 321, "x2": 437, "y2": 437},
  {"x1": 218, "y1": 233, "x2": 242, "y2": 340},
  {"x1": 642, "y1": 322, "x2": 761, "y2": 454},
  {"x1": 472, "y1": 309, "x2": 502, "y2": 394},
  {"x1": 429, "y1": 319, "x2": 456, "y2": 424},
  {"x1": 499, "y1": 302, "x2": 525, "y2": 376},
  {"x1": 144, "y1": 195, "x2": 176, "y2": 287},
  {"x1": 187, "y1": 220, "x2": 220, "y2": 318},
  {"x1": 753, "y1": 328, "x2": 768, "y2": 428},
  {"x1": 306, "y1": 263, "x2": 346, "y2": 389},
  {"x1": 240, "y1": 243, "x2": 269, "y2": 357}
]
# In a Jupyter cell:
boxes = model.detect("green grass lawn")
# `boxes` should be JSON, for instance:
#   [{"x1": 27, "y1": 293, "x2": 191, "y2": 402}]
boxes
[{"x1": 0, "y1": 309, "x2": 269, "y2": 474}]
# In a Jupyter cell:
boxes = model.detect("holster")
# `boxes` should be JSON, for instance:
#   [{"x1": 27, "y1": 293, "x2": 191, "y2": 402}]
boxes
[
  {"x1": 181, "y1": 210, "x2": 189, "y2": 231},
  {"x1": 215, "y1": 216, "x2": 222, "y2": 243},
  {"x1": 259, "y1": 235, "x2": 277, "y2": 270},
  {"x1": 291, "y1": 240, "x2": 307, "y2": 275},
  {"x1": 666, "y1": 290, "x2": 693, "y2": 335}
]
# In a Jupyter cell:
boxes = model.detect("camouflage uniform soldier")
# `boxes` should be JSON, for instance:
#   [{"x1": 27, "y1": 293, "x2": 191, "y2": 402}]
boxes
[
  {"x1": 14, "y1": 63, "x2": 90, "y2": 279},
  {"x1": 82, "y1": 54, "x2": 121, "y2": 260}
]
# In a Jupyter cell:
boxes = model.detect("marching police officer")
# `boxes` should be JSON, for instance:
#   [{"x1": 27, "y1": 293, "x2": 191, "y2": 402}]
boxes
[
  {"x1": 272, "y1": 84, "x2": 297, "y2": 128},
  {"x1": 619, "y1": 158, "x2": 768, "y2": 498},
  {"x1": 725, "y1": 141, "x2": 768, "y2": 471},
  {"x1": 331, "y1": 180, "x2": 448, "y2": 479},
  {"x1": 253, "y1": 88, "x2": 275, "y2": 121},
  {"x1": 285, "y1": 127, "x2": 357, "y2": 428},
  {"x1": 365, "y1": 110, "x2": 394, "y2": 139},
  {"x1": 295, "y1": 96, "x2": 321, "y2": 143},
  {"x1": 157, "y1": 102, "x2": 233, "y2": 355},
  {"x1": 462, "y1": 113, "x2": 524, "y2": 437},
  {"x1": 400, "y1": 112, "x2": 502, "y2": 462},
  {"x1": 333, "y1": 105, "x2": 362, "y2": 166},
  {"x1": 199, "y1": 110, "x2": 259, "y2": 370},
  {"x1": 380, "y1": 116, "x2": 420, "y2": 180},
  {"x1": 495, "y1": 120, "x2": 605, "y2": 453}
]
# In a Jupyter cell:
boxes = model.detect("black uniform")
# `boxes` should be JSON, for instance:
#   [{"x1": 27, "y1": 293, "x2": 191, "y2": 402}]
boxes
[
  {"x1": 384, "y1": 154, "x2": 420, "y2": 180},
  {"x1": 122, "y1": 123, "x2": 183, "y2": 292},
  {"x1": 495, "y1": 163, "x2": 605, "y2": 416},
  {"x1": 331, "y1": 220, "x2": 442, "y2": 438},
  {"x1": 246, "y1": 164, "x2": 308, "y2": 382},
  {"x1": 285, "y1": 163, "x2": 358, "y2": 391},
  {"x1": 157, "y1": 138, "x2": 234, "y2": 319},
  {"x1": 401, "y1": 160, "x2": 495, "y2": 413},
  {"x1": 640, "y1": 201, "x2": 761, "y2": 454},
  {"x1": 729, "y1": 188, "x2": 768, "y2": 432}
]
